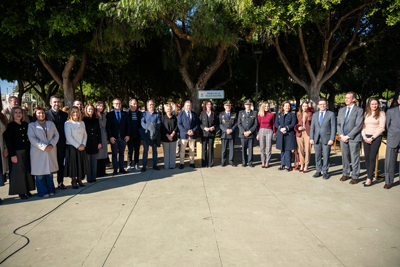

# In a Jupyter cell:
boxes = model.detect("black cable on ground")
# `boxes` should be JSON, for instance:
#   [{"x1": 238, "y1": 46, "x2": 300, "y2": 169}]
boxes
[{"x1": 0, "y1": 177, "x2": 111, "y2": 265}]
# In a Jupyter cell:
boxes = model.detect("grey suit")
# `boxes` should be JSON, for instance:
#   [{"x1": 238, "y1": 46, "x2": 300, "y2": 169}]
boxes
[
  {"x1": 310, "y1": 110, "x2": 336, "y2": 174},
  {"x1": 385, "y1": 106, "x2": 400, "y2": 185},
  {"x1": 337, "y1": 105, "x2": 364, "y2": 179}
]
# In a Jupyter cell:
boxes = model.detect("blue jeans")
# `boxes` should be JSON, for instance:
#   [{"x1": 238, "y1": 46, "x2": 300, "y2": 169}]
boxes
[
  {"x1": 143, "y1": 140, "x2": 158, "y2": 167},
  {"x1": 36, "y1": 174, "x2": 55, "y2": 197}
]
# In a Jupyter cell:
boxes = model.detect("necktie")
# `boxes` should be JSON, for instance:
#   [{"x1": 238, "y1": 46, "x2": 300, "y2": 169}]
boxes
[
  {"x1": 117, "y1": 111, "x2": 121, "y2": 124},
  {"x1": 343, "y1": 107, "x2": 350, "y2": 135},
  {"x1": 319, "y1": 112, "x2": 323, "y2": 126},
  {"x1": 227, "y1": 112, "x2": 230, "y2": 118},
  {"x1": 247, "y1": 112, "x2": 249, "y2": 117},
  {"x1": 188, "y1": 112, "x2": 191, "y2": 122}
]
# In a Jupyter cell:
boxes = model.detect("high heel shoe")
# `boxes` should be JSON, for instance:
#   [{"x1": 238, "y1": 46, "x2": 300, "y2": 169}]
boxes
[
  {"x1": 77, "y1": 177, "x2": 85, "y2": 187},
  {"x1": 71, "y1": 178, "x2": 79, "y2": 189}
]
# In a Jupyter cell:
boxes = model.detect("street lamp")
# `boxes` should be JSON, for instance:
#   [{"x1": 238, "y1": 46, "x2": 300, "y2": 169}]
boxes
[{"x1": 254, "y1": 50, "x2": 263, "y2": 110}]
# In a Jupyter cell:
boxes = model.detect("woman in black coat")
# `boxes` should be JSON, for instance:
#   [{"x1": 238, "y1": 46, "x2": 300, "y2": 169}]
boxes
[
  {"x1": 275, "y1": 101, "x2": 297, "y2": 171},
  {"x1": 5, "y1": 107, "x2": 35, "y2": 199},
  {"x1": 82, "y1": 104, "x2": 102, "y2": 183},
  {"x1": 161, "y1": 104, "x2": 178, "y2": 169},
  {"x1": 199, "y1": 101, "x2": 219, "y2": 167}
]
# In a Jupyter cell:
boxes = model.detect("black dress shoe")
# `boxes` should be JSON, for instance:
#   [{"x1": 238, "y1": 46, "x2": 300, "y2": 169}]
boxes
[
  {"x1": 19, "y1": 194, "x2": 28, "y2": 199},
  {"x1": 221, "y1": 163, "x2": 226, "y2": 167},
  {"x1": 153, "y1": 166, "x2": 160, "y2": 170},
  {"x1": 142, "y1": 167, "x2": 147, "y2": 172},
  {"x1": 323, "y1": 174, "x2": 330, "y2": 180},
  {"x1": 313, "y1": 172, "x2": 321, "y2": 178},
  {"x1": 242, "y1": 163, "x2": 247, "y2": 167},
  {"x1": 119, "y1": 169, "x2": 127, "y2": 174},
  {"x1": 190, "y1": 164, "x2": 196, "y2": 168},
  {"x1": 113, "y1": 170, "x2": 118, "y2": 176},
  {"x1": 179, "y1": 164, "x2": 184, "y2": 169},
  {"x1": 286, "y1": 167, "x2": 293, "y2": 172},
  {"x1": 230, "y1": 163, "x2": 237, "y2": 167},
  {"x1": 26, "y1": 192, "x2": 33, "y2": 197},
  {"x1": 278, "y1": 166, "x2": 285, "y2": 171},
  {"x1": 249, "y1": 163, "x2": 254, "y2": 168},
  {"x1": 58, "y1": 183, "x2": 67, "y2": 190}
]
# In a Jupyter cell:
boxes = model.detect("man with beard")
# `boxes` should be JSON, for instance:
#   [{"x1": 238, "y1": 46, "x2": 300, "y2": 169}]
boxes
[{"x1": 46, "y1": 95, "x2": 68, "y2": 189}]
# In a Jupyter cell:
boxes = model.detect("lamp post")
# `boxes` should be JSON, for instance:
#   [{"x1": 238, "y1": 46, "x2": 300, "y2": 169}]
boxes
[{"x1": 254, "y1": 50, "x2": 263, "y2": 110}]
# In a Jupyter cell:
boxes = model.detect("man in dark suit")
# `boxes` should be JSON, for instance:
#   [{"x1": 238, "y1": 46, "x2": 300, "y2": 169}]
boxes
[
  {"x1": 310, "y1": 99, "x2": 336, "y2": 179},
  {"x1": 337, "y1": 91, "x2": 364, "y2": 184},
  {"x1": 126, "y1": 98, "x2": 142, "y2": 172},
  {"x1": 219, "y1": 100, "x2": 238, "y2": 167},
  {"x1": 238, "y1": 99, "x2": 258, "y2": 167},
  {"x1": 384, "y1": 95, "x2": 400, "y2": 189},
  {"x1": 46, "y1": 95, "x2": 68, "y2": 189},
  {"x1": 106, "y1": 98, "x2": 130, "y2": 175},
  {"x1": 177, "y1": 100, "x2": 198, "y2": 169}
]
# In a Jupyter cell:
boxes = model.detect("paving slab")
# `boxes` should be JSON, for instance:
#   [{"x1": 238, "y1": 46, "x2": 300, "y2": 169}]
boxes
[{"x1": 0, "y1": 145, "x2": 399, "y2": 267}]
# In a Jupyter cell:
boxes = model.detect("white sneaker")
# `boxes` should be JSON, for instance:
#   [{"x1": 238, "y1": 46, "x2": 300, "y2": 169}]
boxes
[
  {"x1": 135, "y1": 164, "x2": 142, "y2": 171},
  {"x1": 127, "y1": 166, "x2": 132, "y2": 172}
]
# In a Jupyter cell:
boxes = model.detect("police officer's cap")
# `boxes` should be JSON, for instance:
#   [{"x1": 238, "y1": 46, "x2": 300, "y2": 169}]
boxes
[
  {"x1": 223, "y1": 100, "x2": 232, "y2": 106},
  {"x1": 243, "y1": 99, "x2": 252, "y2": 105}
]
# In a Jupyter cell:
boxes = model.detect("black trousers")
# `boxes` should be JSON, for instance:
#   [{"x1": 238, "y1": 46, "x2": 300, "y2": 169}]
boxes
[
  {"x1": 56, "y1": 153, "x2": 65, "y2": 185},
  {"x1": 363, "y1": 135, "x2": 382, "y2": 179},
  {"x1": 221, "y1": 138, "x2": 234, "y2": 164},
  {"x1": 202, "y1": 137, "x2": 214, "y2": 167},
  {"x1": 241, "y1": 138, "x2": 254, "y2": 165},
  {"x1": 97, "y1": 158, "x2": 107, "y2": 177},
  {"x1": 127, "y1": 137, "x2": 141, "y2": 167}
]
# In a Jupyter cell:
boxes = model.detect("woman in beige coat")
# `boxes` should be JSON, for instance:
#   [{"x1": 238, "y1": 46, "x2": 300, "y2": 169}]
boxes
[{"x1": 28, "y1": 107, "x2": 59, "y2": 197}]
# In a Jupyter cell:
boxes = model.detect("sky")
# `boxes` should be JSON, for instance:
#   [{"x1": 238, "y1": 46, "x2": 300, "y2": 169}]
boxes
[{"x1": 0, "y1": 79, "x2": 17, "y2": 94}]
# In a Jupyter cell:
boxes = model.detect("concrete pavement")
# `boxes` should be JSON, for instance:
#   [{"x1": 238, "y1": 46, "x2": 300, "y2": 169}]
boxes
[{"x1": 0, "y1": 145, "x2": 399, "y2": 267}]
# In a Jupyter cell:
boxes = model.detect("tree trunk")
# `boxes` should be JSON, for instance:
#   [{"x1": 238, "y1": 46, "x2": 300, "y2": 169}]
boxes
[
  {"x1": 16, "y1": 79, "x2": 25, "y2": 106},
  {"x1": 307, "y1": 83, "x2": 321, "y2": 110},
  {"x1": 39, "y1": 53, "x2": 87, "y2": 108}
]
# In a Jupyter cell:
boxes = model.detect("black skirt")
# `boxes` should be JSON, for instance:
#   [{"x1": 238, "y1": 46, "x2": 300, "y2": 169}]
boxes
[
  {"x1": 64, "y1": 145, "x2": 90, "y2": 178},
  {"x1": 9, "y1": 149, "x2": 35, "y2": 195}
]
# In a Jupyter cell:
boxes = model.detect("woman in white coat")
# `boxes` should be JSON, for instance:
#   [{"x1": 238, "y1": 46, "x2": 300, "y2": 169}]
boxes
[
  {"x1": 64, "y1": 106, "x2": 90, "y2": 189},
  {"x1": 28, "y1": 107, "x2": 59, "y2": 197}
]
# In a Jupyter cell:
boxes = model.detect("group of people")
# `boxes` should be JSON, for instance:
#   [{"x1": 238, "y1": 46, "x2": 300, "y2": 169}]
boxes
[{"x1": 0, "y1": 90, "x2": 398, "y2": 201}]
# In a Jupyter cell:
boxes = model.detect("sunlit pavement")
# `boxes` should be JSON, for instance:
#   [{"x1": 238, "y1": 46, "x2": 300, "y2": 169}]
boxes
[{"x1": 0, "y1": 145, "x2": 398, "y2": 267}]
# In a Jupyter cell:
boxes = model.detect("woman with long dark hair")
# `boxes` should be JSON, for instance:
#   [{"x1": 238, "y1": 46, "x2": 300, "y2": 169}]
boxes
[
  {"x1": 275, "y1": 101, "x2": 297, "y2": 171},
  {"x1": 95, "y1": 101, "x2": 108, "y2": 177},
  {"x1": 64, "y1": 106, "x2": 90, "y2": 189},
  {"x1": 28, "y1": 107, "x2": 59, "y2": 197},
  {"x1": 361, "y1": 98, "x2": 385, "y2": 186},
  {"x1": 294, "y1": 101, "x2": 313, "y2": 173},
  {"x1": 5, "y1": 107, "x2": 35, "y2": 199},
  {"x1": 199, "y1": 101, "x2": 219, "y2": 168},
  {"x1": 83, "y1": 104, "x2": 102, "y2": 183}
]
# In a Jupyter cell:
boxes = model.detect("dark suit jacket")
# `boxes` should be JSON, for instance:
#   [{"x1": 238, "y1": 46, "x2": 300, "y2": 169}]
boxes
[
  {"x1": 126, "y1": 109, "x2": 142, "y2": 139},
  {"x1": 106, "y1": 110, "x2": 131, "y2": 140},
  {"x1": 219, "y1": 111, "x2": 238, "y2": 139},
  {"x1": 386, "y1": 106, "x2": 400, "y2": 148},
  {"x1": 337, "y1": 105, "x2": 363, "y2": 142},
  {"x1": 45, "y1": 109, "x2": 68, "y2": 157},
  {"x1": 177, "y1": 110, "x2": 198, "y2": 139},
  {"x1": 310, "y1": 110, "x2": 336, "y2": 144},
  {"x1": 275, "y1": 112, "x2": 297, "y2": 151},
  {"x1": 238, "y1": 110, "x2": 258, "y2": 139},
  {"x1": 199, "y1": 112, "x2": 219, "y2": 138}
]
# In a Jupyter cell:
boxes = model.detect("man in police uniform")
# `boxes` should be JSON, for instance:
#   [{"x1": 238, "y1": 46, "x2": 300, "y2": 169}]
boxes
[
  {"x1": 219, "y1": 100, "x2": 238, "y2": 167},
  {"x1": 238, "y1": 99, "x2": 258, "y2": 167}
]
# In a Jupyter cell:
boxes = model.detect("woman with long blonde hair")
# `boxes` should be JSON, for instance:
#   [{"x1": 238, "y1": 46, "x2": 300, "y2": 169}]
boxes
[
  {"x1": 257, "y1": 102, "x2": 275, "y2": 168},
  {"x1": 64, "y1": 106, "x2": 90, "y2": 188}
]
